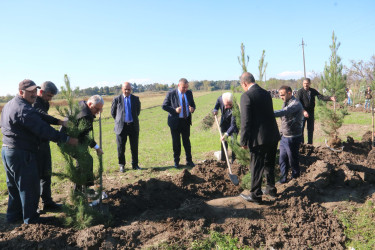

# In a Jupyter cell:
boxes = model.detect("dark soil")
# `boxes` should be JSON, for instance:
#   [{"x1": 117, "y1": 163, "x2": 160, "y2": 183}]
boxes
[{"x1": 1, "y1": 133, "x2": 375, "y2": 249}]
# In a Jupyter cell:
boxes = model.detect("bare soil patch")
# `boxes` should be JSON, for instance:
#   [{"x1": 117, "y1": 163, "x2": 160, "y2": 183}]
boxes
[{"x1": 1, "y1": 134, "x2": 375, "y2": 249}]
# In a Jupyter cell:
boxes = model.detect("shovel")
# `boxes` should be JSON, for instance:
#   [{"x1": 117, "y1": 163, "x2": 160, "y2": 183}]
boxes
[{"x1": 214, "y1": 114, "x2": 239, "y2": 186}]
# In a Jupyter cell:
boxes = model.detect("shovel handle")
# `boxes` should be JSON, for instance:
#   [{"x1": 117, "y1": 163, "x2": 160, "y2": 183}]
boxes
[{"x1": 214, "y1": 115, "x2": 233, "y2": 174}]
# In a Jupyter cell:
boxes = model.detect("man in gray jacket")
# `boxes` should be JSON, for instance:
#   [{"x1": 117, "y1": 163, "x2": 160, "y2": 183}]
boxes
[{"x1": 274, "y1": 86, "x2": 303, "y2": 184}]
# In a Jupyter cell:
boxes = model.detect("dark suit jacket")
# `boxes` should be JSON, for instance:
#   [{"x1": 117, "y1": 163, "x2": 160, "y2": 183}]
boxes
[
  {"x1": 240, "y1": 84, "x2": 280, "y2": 149},
  {"x1": 213, "y1": 96, "x2": 238, "y2": 136},
  {"x1": 111, "y1": 94, "x2": 141, "y2": 135},
  {"x1": 162, "y1": 89, "x2": 196, "y2": 130},
  {"x1": 296, "y1": 87, "x2": 331, "y2": 113},
  {"x1": 59, "y1": 100, "x2": 97, "y2": 148}
]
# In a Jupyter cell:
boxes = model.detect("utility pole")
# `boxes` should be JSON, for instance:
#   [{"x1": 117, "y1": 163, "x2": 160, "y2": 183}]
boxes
[{"x1": 301, "y1": 38, "x2": 306, "y2": 79}]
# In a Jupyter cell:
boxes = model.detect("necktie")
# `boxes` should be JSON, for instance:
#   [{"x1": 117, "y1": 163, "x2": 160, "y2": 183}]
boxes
[
  {"x1": 125, "y1": 97, "x2": 132, "y2": 121},
  {"x1": 182, "y1": 94, "x2": 187, "y2": 118}
]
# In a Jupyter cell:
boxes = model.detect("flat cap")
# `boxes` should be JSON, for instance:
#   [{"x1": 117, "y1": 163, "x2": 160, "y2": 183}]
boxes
[{"x1": 19, "y1": 79, "x2": 40, "y2": 91}]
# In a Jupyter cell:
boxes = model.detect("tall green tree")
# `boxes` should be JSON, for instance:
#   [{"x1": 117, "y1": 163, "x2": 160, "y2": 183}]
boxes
[
  {"x1": 258, "y1": 50, "x2": 268, "y2": 87},
  {"x1": 320, "y1": 31, "x2": 346, "y2": 101},
  {"x1": 237, "y1": 43, "x2": 249, "y2": 73},
  {"x1": 318, "y1": 31, "x2": 348, "y2": 147}
]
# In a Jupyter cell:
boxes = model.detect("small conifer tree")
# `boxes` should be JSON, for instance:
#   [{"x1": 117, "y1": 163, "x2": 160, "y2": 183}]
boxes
[
  {"x1": 228, "y1": 43, "x2": 251, "y2": 166},
  {"x1": 57, "y1": 74, "x2": 109, "y2": 228},
  {"x1": 258, "y1": 50, "x2": 268, "y2": 88}
]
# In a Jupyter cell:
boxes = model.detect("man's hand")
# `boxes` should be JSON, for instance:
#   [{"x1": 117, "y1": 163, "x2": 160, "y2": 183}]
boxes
[
  {"x1": 175, "y1": 107, "x2": 181, "y2": 114},
  {"x1": 221, "y1": 134, "x2": 227, "y2": 141},
  {"x1": 303, "y1": 110, "x2": 309, "y2": 118},
  {"x1": 58, "y1": 119, "x2": 69, "y2": 127},
  {"x1": 189, "y1": 106, "x2": 195, "y2": 113},
  {"x1": 331, "y1": 96, "x2": 336, "y2": 102},
  {"x1": 67, "y1": 137, "x2": 78, "y2": 146},
  {"x1": 96, "y1": 148, "x2": 104, "y2": 156},
  {"x1": 241, "y1": 145, "x2": 248, "y2": 150},
  {"x1": 213, "y1": 110, "x2": 218, "y2": 116}
]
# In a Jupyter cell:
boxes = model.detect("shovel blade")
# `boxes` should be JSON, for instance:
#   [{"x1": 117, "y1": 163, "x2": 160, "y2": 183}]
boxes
[{"x1": 229, "y1": 173, "x2": 239, "y2": 186}]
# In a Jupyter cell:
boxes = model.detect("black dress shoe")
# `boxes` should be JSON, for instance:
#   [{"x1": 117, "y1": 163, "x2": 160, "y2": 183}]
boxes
[
  {"x1": 43, "y1": 201, "x2": 62, "y2": 211},
  {"x1": 262, "y1": 189, "x2": 277, "y2": 198},
  {"x1": 174, "y1": 163, "x2": 180, "y2": 168},
  {"x1": 120, "y1": 166, "x2": 125, "y2": 173},
  {"x1": 240, "y1": 194, "x2": 262, "y2": 204},
  {"x1": 132, "y1": 165, "x2": 142, "y2": 170},
  {"x1": 186, "y1": 161, "x2": 195, "y2": 167}
]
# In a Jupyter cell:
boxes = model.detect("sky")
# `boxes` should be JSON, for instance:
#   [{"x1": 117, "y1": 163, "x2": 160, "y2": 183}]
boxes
[{"x1": 0, "y1": 0, "x2": 374, "y2": 95}]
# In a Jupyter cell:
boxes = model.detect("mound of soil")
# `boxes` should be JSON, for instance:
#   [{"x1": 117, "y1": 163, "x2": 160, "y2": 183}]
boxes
[{"x1": 1, "y1": 135, "x2": 375, "y2": 248}]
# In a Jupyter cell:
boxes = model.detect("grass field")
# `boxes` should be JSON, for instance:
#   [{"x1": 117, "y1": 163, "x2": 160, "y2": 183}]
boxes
[{"x1": 0, "y1": 91, "x2": 373, "y2": 197}]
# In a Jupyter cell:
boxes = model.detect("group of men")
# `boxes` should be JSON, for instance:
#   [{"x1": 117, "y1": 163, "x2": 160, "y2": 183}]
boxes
[
  {"x1": 1, "y1": 75, "x2": 335, "y2": 224},
  {"x1": 1, "y1": 79, "x2": 106, "y2": 224},
  {"x1": 215, "y1": 74, "x2": 334, "y2": 203}
]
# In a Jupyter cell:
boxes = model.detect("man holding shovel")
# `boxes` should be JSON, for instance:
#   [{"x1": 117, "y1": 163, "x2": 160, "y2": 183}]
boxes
[{"x1": 212, "y1": 92, "x2": 238, "y2": 164}]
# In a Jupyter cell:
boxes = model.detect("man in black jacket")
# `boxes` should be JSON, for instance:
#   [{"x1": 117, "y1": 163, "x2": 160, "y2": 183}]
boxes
[
  {"x1": 296, "y1": 78, "x2": 335, "y2": 144},
  {"x1": 75, "y1": 95, "x2": 104, "y2": 188},
  {"x1": 162, "y1": 78, "x2": 196, "y2": 168},
  {"x1": 212, "y1": 92, "x2": 238, "y2": 164},
  {"x1": 1, "y1": 79, "x2": 78, "y2": 224},
  {"x1": 239, "y1": 72, "x2": 280, "y2": 203},
  {"x1": 34, "y1": 81, "x2": 67, "y2": 211},
  {"x1": 111, "y1": 82, "x2": 141, "y2": 172}
]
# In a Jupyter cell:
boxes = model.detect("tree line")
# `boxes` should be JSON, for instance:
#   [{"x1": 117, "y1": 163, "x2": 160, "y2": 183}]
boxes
[{"x1": 0, "y1": 55, "x2": 373, "y2": 103}]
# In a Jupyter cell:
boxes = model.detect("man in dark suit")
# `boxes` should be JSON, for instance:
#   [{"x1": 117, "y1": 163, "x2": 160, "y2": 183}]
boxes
[
  {"x1": 111, "y1": 82, "x2": 141, "y2": 172},
  {"x1": 239, "y1": 72, "x2": 280, "y2": 203},
  {"x1": 296, "y1": 78, "x2": 335, "y2": 144},
  {"x1": 212, "y1": 92, "x2": 238, "y2": 164},
  {"x1": 162, "y1": 78, "x2": 196, "y2": 168}
]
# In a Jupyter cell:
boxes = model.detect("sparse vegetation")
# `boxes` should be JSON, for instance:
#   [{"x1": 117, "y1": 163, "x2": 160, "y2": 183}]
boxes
[{"x1": 338, "y1": 201, "x2": 375, "y2": 249}]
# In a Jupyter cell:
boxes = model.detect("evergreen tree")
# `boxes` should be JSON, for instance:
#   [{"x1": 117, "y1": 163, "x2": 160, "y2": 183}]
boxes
[
  {"x1": 318, "y1": 31, "x2": 348, "y2": 147},
  {"x1": 57, "y1": 74, "x2": 110, "y2": 228}
]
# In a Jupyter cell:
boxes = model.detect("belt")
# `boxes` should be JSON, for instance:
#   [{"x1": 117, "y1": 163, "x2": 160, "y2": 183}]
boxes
[{"x1": 124, "y1": 122, "x2": 134, "y2": 125}]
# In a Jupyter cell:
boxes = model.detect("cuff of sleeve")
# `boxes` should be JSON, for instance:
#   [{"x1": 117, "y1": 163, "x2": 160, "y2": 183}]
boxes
[{"x1": 94, "y1": 144, "x2": 100, "y2": 149}]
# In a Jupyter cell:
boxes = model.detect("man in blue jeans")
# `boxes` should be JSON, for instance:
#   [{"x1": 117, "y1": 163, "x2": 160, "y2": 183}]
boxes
[
  {"x1": 1, "y1": 79, "x2": 78, "y2": 224},
  {"x1": 274, "y1": 86, "x2": 304, "y2": 184}
]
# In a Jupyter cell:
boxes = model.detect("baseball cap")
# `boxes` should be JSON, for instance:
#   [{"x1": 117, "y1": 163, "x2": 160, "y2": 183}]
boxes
[
  {"x1": 41, "y1": 81, "x2": 58, "y2": 95},
  {"x1": 19, "y1": 79, "x2": 40, "y2": 91}
]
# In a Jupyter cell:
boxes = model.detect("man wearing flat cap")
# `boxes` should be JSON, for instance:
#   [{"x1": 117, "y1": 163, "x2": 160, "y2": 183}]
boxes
[
  {"x1": 33, "y1": 81, "x2": 67, "y2": 211},
  {"x1": 1, "y1": 79, "x2": 78, "y2": 224}
]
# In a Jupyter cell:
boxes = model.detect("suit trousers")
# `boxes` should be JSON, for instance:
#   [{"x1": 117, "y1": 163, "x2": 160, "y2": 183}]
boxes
[
  {"x1": 249, "y1": 143, "x2": 278, "y2": 199},
  {"x1": 302, "y1": 113, "x2": 314, "y2": 144},
  {"x1": 36, "y1": 141, "x2": 53, "y2": 204},
  {"x1": 116, "y1": 123, "x2": 139, "y2": 167},
  {"x1": 279, "y1": 135, "x2": 302, "y2": 183},
  {"x1": 170, "y1": 118, "x2": 192, "y2": 164}
]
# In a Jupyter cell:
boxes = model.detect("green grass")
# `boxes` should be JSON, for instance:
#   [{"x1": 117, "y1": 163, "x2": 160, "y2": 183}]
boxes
[
  {"x1": 191, "y1": 231, "x2": 252, "y2": 250},
  {"x1": 337, "y1": 201, "x2": 375, "y2": 249},
  {"x1": 0, "y1": 91, "x2": 227, "y2": 197}
]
